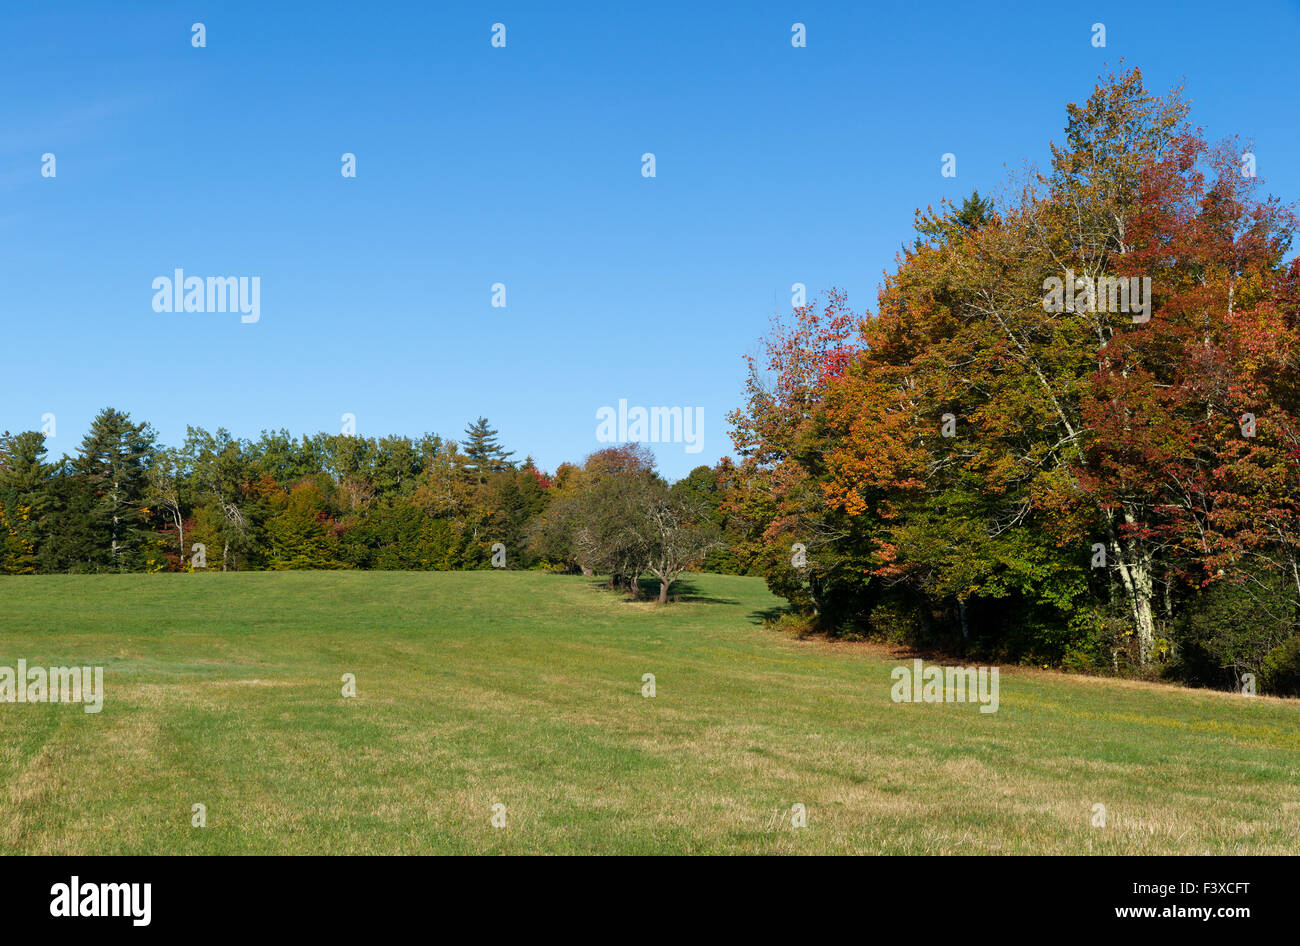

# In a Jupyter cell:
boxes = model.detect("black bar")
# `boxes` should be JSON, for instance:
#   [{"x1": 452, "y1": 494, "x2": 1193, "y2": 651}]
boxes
[{"x1": 0, "y1": 855, "x2": 1280, "y2": 933}]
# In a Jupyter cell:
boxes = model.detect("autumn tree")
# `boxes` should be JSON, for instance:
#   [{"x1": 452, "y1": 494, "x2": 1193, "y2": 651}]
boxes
[{"x1": 731, "y1": 68, "x2": 1299, "y2": 679}]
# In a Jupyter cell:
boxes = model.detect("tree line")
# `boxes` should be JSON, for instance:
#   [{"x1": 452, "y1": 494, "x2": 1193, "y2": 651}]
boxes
[{"x1": 0, "y1": 414, "x2": 739, "y2": 604}]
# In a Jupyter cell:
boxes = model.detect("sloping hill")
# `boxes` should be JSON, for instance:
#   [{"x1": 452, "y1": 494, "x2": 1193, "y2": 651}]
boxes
[{"x1": 0, "y1": 571, "x2": 1295, "y2": 854}]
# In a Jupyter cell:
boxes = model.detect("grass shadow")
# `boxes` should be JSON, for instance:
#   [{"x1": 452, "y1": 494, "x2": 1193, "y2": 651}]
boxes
[
  {"x1": 580, "y1": 575, "x2": 741, "y2": 605},
  {"x1": 747, "y1": 603, "x2": 797, "y2": 625},
  {"x1": 655, "y1": 577, "x2": 739, "y2": 605}
]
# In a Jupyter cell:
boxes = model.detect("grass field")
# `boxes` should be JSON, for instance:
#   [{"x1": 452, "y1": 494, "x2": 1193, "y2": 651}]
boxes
[{"x1": 0, "y1": 570, "x2": 1297, "y2": 855}]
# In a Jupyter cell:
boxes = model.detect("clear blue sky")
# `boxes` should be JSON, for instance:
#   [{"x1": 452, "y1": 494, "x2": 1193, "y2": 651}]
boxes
[{"x1": 3, "y1": 1, "x2": 1298, "y2": 479}]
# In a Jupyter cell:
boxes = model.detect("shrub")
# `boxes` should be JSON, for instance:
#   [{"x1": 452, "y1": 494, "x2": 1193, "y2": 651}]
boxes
[{"x1": 1261, "y1": 636, "x2": 1300, "y2": 697}]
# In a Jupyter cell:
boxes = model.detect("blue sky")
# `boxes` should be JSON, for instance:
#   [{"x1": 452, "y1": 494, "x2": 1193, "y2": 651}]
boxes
[{"x1": 3, "y1": 1, "x2": 1298, "y2": 479}]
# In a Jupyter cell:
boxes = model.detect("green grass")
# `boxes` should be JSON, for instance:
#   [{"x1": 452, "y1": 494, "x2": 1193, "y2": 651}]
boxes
[{"x1": 0, "y1": 570, "x2": 1297, "y2": 854}]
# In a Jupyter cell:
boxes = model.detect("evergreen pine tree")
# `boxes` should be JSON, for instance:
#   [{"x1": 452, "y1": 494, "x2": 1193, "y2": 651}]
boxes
[
  {"x1": 461, "y1": 417, "x2": 515, "y2": 482},
  {"x1": 0, "y1": 430, "x2": 55, "y2": 567},
  {"x1": 914, "y1": 189, "x2": 997, "y2": 250},
  {"x1": 953, "y1": 189, "x2": 995, "y2": 230},
  {"x1": 73, "y1": 408, "x2": 155, "y2": 571}
]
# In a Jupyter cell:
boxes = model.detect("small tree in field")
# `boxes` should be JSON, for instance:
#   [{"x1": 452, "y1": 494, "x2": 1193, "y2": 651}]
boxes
[
  {"x1": 639, "y1": 483, "x2": 721, "y2": 603},
  {"x1": 568, "y1": 473, "x2": 652, "y2": 595}
]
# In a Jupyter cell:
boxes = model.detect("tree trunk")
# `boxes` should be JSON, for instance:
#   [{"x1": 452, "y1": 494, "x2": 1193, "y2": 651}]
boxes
[
  {"x1": 1127, "y1": 556, "x2": 1157, "y2": 664},
  {"x1": 658, "y1": 580, "x2": 669, "y2": 604},
  {"x1": 1108, "y1": 511, "x2": 1156, "y2": 664}
]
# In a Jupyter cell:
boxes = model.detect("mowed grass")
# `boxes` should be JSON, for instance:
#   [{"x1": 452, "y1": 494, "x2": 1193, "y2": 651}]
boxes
[{"x1": 0, "y1": 571, "x2": 1297, "y2": 855}]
